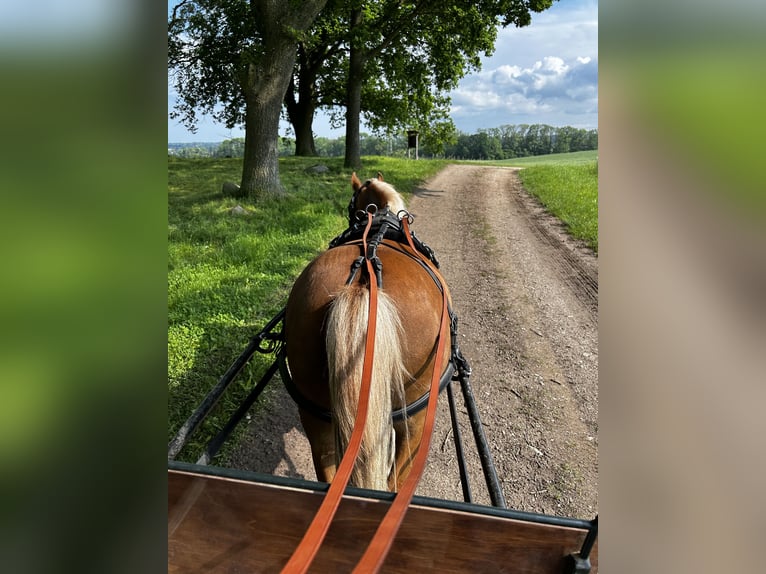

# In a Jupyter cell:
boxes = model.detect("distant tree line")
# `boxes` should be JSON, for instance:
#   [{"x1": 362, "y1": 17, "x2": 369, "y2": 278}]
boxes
[
  {"x1": 168, "y1": 124, "x2": 597, "y2": 160},
  {"x1": 168, "y1": 138, "x2": 295, "y2": 159},
  {"x1": 445, "y1": 124, "x2": 597, "y2": 160}
]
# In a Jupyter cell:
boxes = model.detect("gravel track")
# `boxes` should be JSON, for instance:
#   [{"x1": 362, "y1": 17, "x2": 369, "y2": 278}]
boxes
[{"x1": 228, "y1": 164, "x2": 598, "y2": 520}]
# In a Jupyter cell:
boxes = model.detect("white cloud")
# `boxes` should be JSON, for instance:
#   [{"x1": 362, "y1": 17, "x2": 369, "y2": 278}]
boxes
[
  {"x1": 451, "y1": 53, "x2": 597, "y2": 128},
  {"x1": 448, "y1": 0, "x2": 598, "y2": 132}
]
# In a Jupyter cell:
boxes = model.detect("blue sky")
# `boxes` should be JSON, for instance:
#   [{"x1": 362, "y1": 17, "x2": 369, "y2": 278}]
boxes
[{"x1": 167, "y1": 0, "x2": 598, "y2": 143}]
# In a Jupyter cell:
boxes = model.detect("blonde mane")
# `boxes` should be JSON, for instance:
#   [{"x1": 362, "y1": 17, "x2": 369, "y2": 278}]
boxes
[{"x1": 367, "y1": 179, "x2": 407, "y2": 215}]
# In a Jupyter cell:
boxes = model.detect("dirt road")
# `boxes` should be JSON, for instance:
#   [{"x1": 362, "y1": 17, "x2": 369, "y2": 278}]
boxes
[{"x1": 229, "y1": 164, "x2": 598, "y2": 520}]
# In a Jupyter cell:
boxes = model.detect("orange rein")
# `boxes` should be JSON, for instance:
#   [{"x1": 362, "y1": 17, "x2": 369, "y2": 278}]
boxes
[
  {"x1": 280, "y1": 211, "x2": 380, "y2": 573},
  {"x1": 281, "y1": 210, "x2": 451, "y2": 574},
  {"x1": 353, "y1": 214, "x2": 451, "y2": 573}
]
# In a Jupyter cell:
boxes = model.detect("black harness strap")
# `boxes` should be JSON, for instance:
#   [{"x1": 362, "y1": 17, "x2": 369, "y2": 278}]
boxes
[
  {"x1": 278, "y1": 348, "x2": 454, "y2": 423},
  {"x1": 331, "y1": 206, "x2": 440, "y2": 269}
]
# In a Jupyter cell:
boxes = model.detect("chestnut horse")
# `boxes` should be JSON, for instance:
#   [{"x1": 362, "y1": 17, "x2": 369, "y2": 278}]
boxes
[{"x1": 282, "y1": 172, "x2": 453, "y2": 492}]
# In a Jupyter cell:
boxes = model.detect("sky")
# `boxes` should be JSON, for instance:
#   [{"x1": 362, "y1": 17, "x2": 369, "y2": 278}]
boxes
[{"x1": 167, "y1": 0, "x2": 598, "y2": 143}]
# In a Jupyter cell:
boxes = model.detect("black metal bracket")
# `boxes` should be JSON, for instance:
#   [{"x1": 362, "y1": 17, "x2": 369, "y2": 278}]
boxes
[
  {"x1": 254, "y1": 307, "x2": 286, "y2": 354},
  {"x1": 167, "y1": 308, "x2": 286, "y2": 461},
  {"x1": 451, "y1": 351, "x2": 506, "y2": 508},
  {"x1": 563, "y1": 516, "x2": 598, "y2": 574}
]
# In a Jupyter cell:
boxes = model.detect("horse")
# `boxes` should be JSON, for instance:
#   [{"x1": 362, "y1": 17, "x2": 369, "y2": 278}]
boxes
[{"x1": 281, "y1": 172, "x2": 454, "y2": 492}]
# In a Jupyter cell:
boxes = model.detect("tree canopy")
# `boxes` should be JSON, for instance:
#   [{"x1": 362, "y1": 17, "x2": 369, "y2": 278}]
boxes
[
  {"x1": 169, "y1": 0, "x2": 327, "y2": 197},
  {"x1": 169, "y1": 0, "x2": 558, "y2": 195}
]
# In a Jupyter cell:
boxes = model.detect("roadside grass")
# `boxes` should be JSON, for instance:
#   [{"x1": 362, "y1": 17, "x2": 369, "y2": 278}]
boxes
[
  {"x1": 168, "y1": 156, "x2": 448, "y2": 461},
  {"x1": 476, "y1": 149, "x2": 598, "y2": 167},
  {"x1": 517, "y1": 161, "x2": 598, "y2": 252},
  {"x1": 463, "y1": 150, "x2": 598, "y2": 251}
]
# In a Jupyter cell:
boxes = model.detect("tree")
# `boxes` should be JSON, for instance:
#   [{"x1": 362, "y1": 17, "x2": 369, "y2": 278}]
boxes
[
  {"x1": 553, "y1": 125, "x2": 574, "y2": 154},
  {"x1": 283, "y1": 7, "x2": 347, "y2": 157},
  {"x1": 419, "y1": 121, "x2": 458, "y2": 157},
  {"x1": 284, "y1": 0, "x2": 556, "y2": 168},
  {"x1": 343, "y1": 0, "x2": 557, "y2": 169},
  {"x1": 169, "y1": 0, "x2": 327, "y2": 198},
  {"x1": 359, "y1": 133, "x2": 387, "y2": 155},
  {"x1": 216, "y1": 138, "x2": 246, "y2": 158}
]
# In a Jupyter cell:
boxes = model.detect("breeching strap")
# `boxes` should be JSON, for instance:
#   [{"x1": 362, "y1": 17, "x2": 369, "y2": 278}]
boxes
[{"x1": 280, "y1": 212, "x2": 380, "y2": 574}]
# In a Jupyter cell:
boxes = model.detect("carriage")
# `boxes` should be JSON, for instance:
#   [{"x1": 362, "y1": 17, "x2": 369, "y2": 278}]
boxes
[{"x1": 168, "y1": 174, "x2": 598, "y2": 573}]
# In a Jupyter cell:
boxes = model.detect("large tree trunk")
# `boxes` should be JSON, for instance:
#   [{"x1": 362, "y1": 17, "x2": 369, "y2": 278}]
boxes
[
  {"x1": 293, "y1": 103, "x2": 318, "y2": 156},
  {"x1": 240, "y1": 47, "x2": 295, "y2": 198},
  {"x1": 285, "y1": 52, "x2": 319, "y2": 157},
  {"x1": 344, "y1": 8, "x2": 364, "y2": 170},
  {"x1": 239, "y1": 0, "x2": 328, "y2": 198}
]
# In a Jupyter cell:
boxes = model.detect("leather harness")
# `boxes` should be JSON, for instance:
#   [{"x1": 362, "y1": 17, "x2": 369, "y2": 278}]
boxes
[
  {"x1": 281, "y1": 201, "x2": 458, "y2": 573},
  {"x1": 277, "y1": 204, "x2": 458, "y2": 424}
]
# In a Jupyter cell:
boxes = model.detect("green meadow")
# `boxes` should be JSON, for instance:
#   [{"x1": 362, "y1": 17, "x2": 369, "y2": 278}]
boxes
[
  {"x1": 516, "y1": 157, "x2": 598, "y2": 252},
  {"x1": 168, "y1": 152, "x2": 597, "y2": 460},
  {"x1": 482, "y1": 149, "x2": 598, "y2": 167}
]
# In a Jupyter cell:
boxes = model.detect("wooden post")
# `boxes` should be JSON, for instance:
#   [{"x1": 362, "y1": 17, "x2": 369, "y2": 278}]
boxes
[{"x1": 407, "y1": 130, "x2": 419, "y2": 160}]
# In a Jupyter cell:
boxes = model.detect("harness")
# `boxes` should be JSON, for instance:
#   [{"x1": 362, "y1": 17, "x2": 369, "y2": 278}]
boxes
[
  {"x1": 276, "y1": 203, "x2": 465, "y2": 424},
  {"x1": 331, "y1": 203, "x2": 440, "y2": 271},
  {"x1": 282, "y1": 201, "x2": 462, "y2": 574}
]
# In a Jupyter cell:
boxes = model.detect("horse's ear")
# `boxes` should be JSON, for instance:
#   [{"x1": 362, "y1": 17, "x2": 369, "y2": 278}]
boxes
[
  {"x1": 376, "y1": 171, "x2": 384, "y2": 181},
  {"x1": 351, "y1": 172, "x2": 362, "y2": 191}
]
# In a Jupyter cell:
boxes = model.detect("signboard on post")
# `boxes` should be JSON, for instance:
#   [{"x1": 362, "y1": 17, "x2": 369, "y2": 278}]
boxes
[{"x1": 407, "y1": 130, "x2": 419, "y2": 160}]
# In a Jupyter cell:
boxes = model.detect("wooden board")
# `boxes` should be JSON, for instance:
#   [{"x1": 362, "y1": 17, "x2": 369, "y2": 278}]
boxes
[{"x1": 169, "y1": 468, "x2": 597, "y2": 573}]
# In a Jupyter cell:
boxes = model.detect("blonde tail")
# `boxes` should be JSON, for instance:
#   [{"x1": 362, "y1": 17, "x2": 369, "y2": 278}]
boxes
[{"x1": 325, "y1": 284, "x2": 408, "y2": 490}]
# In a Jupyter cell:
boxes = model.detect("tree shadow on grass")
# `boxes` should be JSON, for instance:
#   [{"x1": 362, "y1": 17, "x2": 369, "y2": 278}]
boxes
[{"x1": 168, "y1": 320, "x2": 312, "y2": 481}]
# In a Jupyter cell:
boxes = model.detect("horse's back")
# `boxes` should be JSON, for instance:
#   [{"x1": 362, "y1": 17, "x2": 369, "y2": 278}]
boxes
[{"x1": 284, "y1": 241, "x2": 448, "y2": 407}]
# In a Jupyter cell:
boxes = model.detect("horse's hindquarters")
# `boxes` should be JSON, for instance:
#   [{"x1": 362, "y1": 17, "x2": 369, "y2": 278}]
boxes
[{"x1": 284, "y1": 243, "x2": 451, "y2": 489}]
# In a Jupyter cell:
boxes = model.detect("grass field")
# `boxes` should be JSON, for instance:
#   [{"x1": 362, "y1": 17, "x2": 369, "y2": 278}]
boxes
[
  {"x1": 168, "y1": 151, "x2": 597, "y2": 460},
  {"x1": 481, "y1": 149, "x2": 598, "y2": 167},
  {"x1": 517, "y1": 160, "x2": 599, "y2": 252},
  {"x1": 168, "y1": 156, "x2": 448, "y2": 460}
]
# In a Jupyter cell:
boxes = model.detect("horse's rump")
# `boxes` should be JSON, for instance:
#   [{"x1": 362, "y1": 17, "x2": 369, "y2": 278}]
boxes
[{"x1": 284, "y1": 242, "x2": 450, "y2": 490}]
